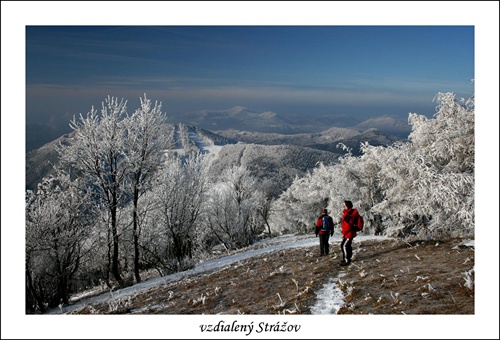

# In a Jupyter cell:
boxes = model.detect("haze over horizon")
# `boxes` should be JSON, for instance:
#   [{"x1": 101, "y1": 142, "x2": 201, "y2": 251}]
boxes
[{"x1": 24, "y1": 20, "x2": 474, "y2": 144}]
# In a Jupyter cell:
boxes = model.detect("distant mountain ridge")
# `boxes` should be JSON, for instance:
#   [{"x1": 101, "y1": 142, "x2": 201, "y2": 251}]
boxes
[
  {"x1": 167, "y1": 106, "x2": 412, "y2": 137},
  {"x1": 167, "y1": 106, "x2": 299, "y2": 134},
  {"x1": 354, "y1": 115, "x2": 411, "y2": 138}
]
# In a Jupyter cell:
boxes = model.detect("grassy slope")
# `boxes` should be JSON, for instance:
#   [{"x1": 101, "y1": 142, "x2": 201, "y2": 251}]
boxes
[{"x1": 69, "y1": 238, "x2": 474, "y2": 315}]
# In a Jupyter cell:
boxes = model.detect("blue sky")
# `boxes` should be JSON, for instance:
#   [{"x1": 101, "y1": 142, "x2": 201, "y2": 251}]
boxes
[{"x1": 25, "y1": 25, "x2": 474, "y2": 126}]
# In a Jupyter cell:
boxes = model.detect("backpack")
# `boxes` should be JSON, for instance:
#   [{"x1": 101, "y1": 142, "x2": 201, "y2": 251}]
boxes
[
  {"x1": 321, "y1": 216, "x2": 332, "y2": 232},
  {"x1": 351, "y1": 212, "x2": 364, "y2": 232}
]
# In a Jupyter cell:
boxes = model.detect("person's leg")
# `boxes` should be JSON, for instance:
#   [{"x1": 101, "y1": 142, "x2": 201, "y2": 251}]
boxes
[
  {"x1": 345, "y1": 238, "x2": 353, "y2": 263},
  {"x1": 324, "y1": 234, "x2": 330, "y2": 255},
  {"x1": 319, "y1": 234, "x2": 325, "y2": 255},
  {"x1": 340, "y1": 238, "x2": 347, "y2": 262}
]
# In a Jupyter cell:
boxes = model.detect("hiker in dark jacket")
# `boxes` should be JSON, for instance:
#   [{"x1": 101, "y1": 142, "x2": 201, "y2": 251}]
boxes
[
  {"x1": 340, "y1": 200, "x2": 360, "y2": 266},
  {"x1": 315, "y1": 209, "x2": 334, "y2": 256}
]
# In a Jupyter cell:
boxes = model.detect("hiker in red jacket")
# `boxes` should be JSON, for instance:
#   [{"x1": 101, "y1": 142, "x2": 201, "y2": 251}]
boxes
[
  {"x1": 340, "y1": 200, "x2": 360, "y2": 266},
  {"x1": 315, "y1": 209, "x2": 334, "y2": 256}
]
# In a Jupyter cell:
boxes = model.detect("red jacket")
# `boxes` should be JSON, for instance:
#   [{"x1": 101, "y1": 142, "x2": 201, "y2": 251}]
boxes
[
  {"x1": 316, "y1": 214, "x2": 334, "y2": 235},
  {"x1": 341, "y1": 208, "x2": 359, "y2": 239}
]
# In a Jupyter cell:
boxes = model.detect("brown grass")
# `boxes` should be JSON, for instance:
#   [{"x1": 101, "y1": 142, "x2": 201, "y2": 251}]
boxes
[{"x1": 70, "y1": 238, "x2": 474, "y2": 315}]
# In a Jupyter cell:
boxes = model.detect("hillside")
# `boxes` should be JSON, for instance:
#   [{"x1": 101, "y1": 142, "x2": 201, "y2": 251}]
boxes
[
  {"x1": 55, "y1": 235, "x2": 474, "y2": 315},
  {"x1": 25, "y1": 132, "x2": 74, "y2": 191},
  {"x1": 215, "y1": 126, "x2": 404, "y2": 156},
  {"x1": 209, "y1": 143, "x2": 340, "y2": 197},
  {"x1": 214, "y1": 127, "x2": 360, "y2": 146}
]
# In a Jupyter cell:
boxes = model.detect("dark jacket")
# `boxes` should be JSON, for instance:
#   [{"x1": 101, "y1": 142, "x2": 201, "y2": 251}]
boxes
[{"x1": 316, "y1": 214, "x2": 334, "y2": 235}]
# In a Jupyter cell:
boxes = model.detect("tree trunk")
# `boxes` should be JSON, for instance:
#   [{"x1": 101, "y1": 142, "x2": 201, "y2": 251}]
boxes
[
  {"x1": 111, "y1": 198, "x2": 123, "y2": 286},
  {"x1": 133, "y1": 185, "x2": 141, "y2": 283}
]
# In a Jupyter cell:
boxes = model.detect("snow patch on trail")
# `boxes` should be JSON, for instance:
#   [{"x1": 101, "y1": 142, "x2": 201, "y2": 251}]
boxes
[{"x1": 310, "y1": 273, "x2": 347, "y2": 314}]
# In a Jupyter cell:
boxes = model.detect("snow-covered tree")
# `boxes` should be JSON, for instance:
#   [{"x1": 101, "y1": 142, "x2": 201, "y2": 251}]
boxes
[
  {"x1": 123, "y1": 94, "x2": 172, "y2": 283},
  {"x1": 58, "y1": 96, "x2": 130, "y2": 286},
  {"x1": 408, "y1": 92, "x2": 474, "y2": 174},
  {"x1": 204, "y1": 165, "x2": 267, "y2": 249},
  {"x1": 142, "y1": 153, "x2": 210, "y2": 272},
  {"x1": 270, "y1": 164, "x2": 331, "y2": 234},
  {"x1": 366, "y1": 92, "x2": 474, "y2": 238},
  {"x1": 25, "y1": 171, "x2": 95, "y2": 313}
]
